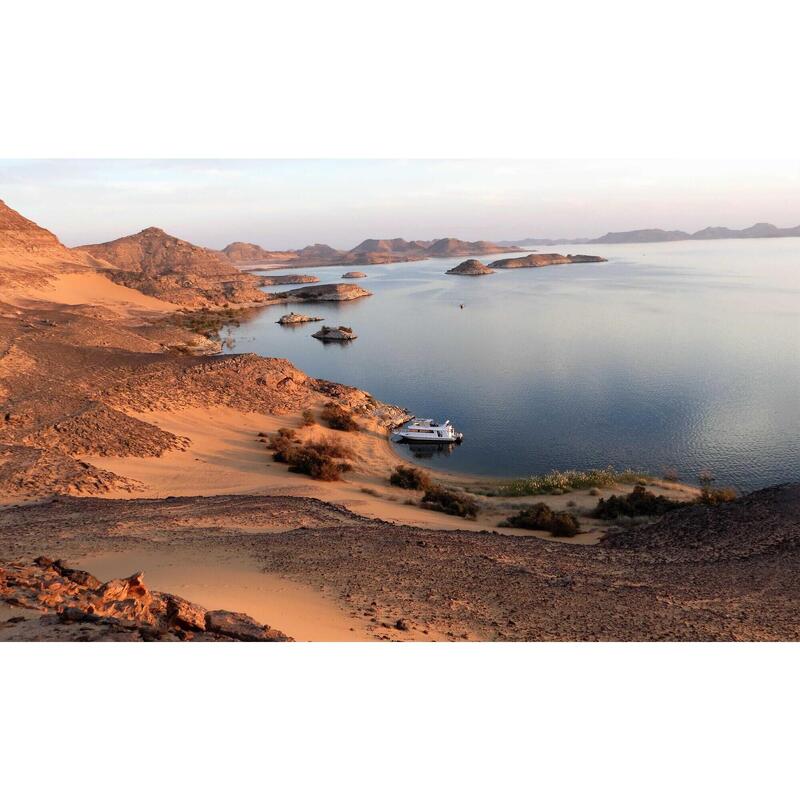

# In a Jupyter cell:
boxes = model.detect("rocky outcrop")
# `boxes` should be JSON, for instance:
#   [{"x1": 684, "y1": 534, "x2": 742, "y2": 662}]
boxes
[
  {"x1": 312, "y1": 325, "x2": 357, "y2": 341},
  {"x1": 489, "y1": 253, "x2": 607, "y2": 269},
  {"x1": 276, "y1": 312, "x2": 324, "y2": 325},
  {"x1": 446, "y1": 259, "x2": 495, "y2": 276},
  {"x1": 77, "y1": 227, "x2": 266, "y2": 307},
  {"x1": 0, "y1": 557, "x2": 292, "y2": 641},
  {"x1": 341, "y1": 271, "x2": 367, "y2": 279},
  {"x1": 276, "y1": 283, "x2": 372, "y2": 302}
]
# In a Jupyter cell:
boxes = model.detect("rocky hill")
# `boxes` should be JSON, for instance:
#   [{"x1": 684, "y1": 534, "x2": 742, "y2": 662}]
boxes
[
  {"x1": 77, "y1": 227, "x2": 267, "y2": 307},
  {"x1": 222, "y1": 241, "x2": 297, "y2": 264},
  {"x1": 222, "y1": 236, "x2": 518, "y2": 269},
  {"x1": 0, "y1": 199, "x2": 115, "y2": 290}
]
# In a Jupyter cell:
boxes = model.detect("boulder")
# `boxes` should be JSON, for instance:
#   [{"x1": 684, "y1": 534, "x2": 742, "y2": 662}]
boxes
[
  {"x1": 276, "y1": 312, "x2": 324, "y2": 325},
  {"x1": 311, "y1": 325, "x2": 357, "y2": 341}
]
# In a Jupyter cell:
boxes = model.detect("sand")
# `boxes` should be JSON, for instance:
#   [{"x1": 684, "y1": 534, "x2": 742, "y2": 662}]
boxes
[
  {"x1": 6, "y1": 272, "x2": 177, "y2": 315},
  {"x1": 75, "y1": 547, "x2": 372, "y2": 642}
]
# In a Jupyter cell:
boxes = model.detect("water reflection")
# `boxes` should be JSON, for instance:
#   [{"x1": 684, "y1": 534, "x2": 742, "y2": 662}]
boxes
[{"x1": 401, "y1": 441, "x2": 459, "y2": 460}]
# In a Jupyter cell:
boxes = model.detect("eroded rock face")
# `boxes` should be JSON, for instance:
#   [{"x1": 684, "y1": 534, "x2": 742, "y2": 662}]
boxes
[
  {"x1": 0, "y1": 558, "x2": 292, "y2": 642},
  {"x1": 446, "y1": 259, "x2": 495, "y2": 276}
]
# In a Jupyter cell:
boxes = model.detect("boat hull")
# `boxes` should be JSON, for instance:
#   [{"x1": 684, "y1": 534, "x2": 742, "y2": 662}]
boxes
[{"x1": 393, "y1": 432, "x2": 463, "y2": 443}]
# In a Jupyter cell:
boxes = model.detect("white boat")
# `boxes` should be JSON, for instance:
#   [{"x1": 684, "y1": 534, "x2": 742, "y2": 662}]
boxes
[{"x1": 392, "y1": 418, "x2": 464, "y2": 443}]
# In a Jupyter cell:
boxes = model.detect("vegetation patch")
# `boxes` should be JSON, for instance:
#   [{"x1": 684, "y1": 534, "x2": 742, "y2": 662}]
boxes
[
  {"x1": 499, "y1": 503, "x2": 581, "y2": 537},
  {"x1": 389, "y1": 465, "x2": 432, "y2": 491},
  {"x1": 699, "y1": 473, "x2": 738, "y2": 506},
  {"x1": 301, "y1": 409, "x2": 316, "y2": 427},
  {"x1": 497, "y1": 467, "x2": 650, "y2": 497},
  {"x1": 169, "y1": 307, "x2": 249, "y2": 341},
  {"x1": 320, "y1": 402, "x2": 361, "y2": 432},
  {"x1": 421, "y1": 485, "x2": 479, "y2": 519},
  {"x1": 593, "y1": 485, "x2": 689, "y2": 519},
  {"x1": 267, "y1": 429, "x2": 354, "y2": 481}
]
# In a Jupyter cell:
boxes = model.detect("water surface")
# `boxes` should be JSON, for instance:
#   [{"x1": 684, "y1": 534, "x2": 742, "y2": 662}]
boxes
[{"x1": 224, "y1": 239, "x2": 800, "y2": 490}]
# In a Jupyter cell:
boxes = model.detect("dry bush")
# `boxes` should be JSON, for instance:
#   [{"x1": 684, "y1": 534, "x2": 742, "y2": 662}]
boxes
[
  {"x1": 500, "y1": 503, "x2": 581, "y2": 537},
  {"x1": 389, "y1": 465, "x2": 432, "y2": 491},
  {"x1": 320, "y1": 402, "x2": 360, "y2": 432},
  {"x1": 594, "y1": 485, "x2": 689, "y2": 519},
  {"x1": 421, "y1": 485, "x2": 479, "y2": 519}
]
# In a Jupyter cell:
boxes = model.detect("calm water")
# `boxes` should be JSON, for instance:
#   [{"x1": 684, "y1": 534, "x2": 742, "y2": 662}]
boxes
[{"x1": 224, "y1": 239, "x2": 800, "y2": 490}]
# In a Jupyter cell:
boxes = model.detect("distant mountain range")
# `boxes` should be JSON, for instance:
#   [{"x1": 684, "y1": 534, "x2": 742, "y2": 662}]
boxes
[
  {"x1": 222, "y1": 237, "x2": 519, "y2": 268},
  {"x1": 500, "y1": 222, "x2": 800, "y2": 247}
]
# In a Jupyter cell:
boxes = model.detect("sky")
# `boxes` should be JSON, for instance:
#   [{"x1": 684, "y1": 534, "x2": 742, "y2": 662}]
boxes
[{"x1": 1, "y1": 159, "x2": 799, "y2": 250}]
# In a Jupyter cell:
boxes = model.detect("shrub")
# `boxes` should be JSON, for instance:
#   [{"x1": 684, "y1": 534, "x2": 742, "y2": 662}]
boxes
[
  {"x1": 389, "y1": 465, "x2": 432, "y2": 491},
  {"x1": 267, "y1": 431, "x2": 353, "y2": 480},
  {"x1": 593, "y1": 485, "x2": 689, "y2": 519},
  {"x1": 320, "y1": 402, "x2": 360, "y2": 432},
  {"x1": 502, "y1": 503, "x2": 581, "y2": 537},
  {"x1": 421, "y1": 485, "x2": 479, "y2": 519},
  {"x1": 301, "y1": 409, "x2": 316, "y2": 426},
  {"x1": 698, "y1": 473, "x2": 737, "y2": 506},
  {"x1": 497, "y1": 467, "x2": 650, "y2": 497}
]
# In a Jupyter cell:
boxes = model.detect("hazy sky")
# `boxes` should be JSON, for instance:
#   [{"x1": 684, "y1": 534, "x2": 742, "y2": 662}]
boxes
[{"x1": 1, "y1": 159, "x2": 799, "y2": 250}]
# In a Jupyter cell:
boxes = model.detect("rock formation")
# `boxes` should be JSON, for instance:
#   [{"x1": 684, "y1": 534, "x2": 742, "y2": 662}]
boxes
[
  {"x1": 312, "y1": 325, "x2": 357, "y2": 341},
  {"x1": 259, "y1": 274, "x2": 319, "y2": 286},
  {"x1": 276, "y1": 312, "x2": 324, "y2": 325},
  {"x1": 446, "y1": 259, "x2": 495, "y2": 276},
  {"x1": 0, "y1": 199, "x2": 115, "y2": 290},
  {"x1": 341, "y1": 271, "x2": 367, "y2": 278},
  {"x1": 0, "y1": 557, "x2": 291, "y2": 641},
  {"x1": 276, "y1": 283, "x2": 372, "y2": 302},
  {"x1": 77, "y1": 227, "x2": 266, "y2": 307},
  {"x1": 489, "y1": 253, "x2": 607, "y2": 269}
]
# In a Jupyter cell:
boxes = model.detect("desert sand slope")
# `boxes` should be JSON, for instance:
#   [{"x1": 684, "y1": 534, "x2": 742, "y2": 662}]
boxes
[
  {"x1": 76, "y1": 226, "x2": 267, "y2": 307},
  {"x1": 0, "y1": 199, "x2": 175, "y2": 313}
]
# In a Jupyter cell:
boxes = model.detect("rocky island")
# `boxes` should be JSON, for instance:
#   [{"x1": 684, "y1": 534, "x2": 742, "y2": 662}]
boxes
[
  {"x1": 341, "y1": 271, "x2": 367, "y2": 279},
  {"x1": 276, "y1": 312, "x2": 324, "y2": 325},
  {"x1": 259, "y1": 274, "x2": 319, "y2": 286},
  {"x1": 275, "y1": 283, "x2": 372, "y2": 302},
  {"x1": 446, "y1": 259, "x2": 495, "y2": 276},
  {"x1": 311, "y1": 325, "x2": 357, "y2": 341},
  {"x1": 488, "y1": 253, "x2": 607, "y2": 269}
]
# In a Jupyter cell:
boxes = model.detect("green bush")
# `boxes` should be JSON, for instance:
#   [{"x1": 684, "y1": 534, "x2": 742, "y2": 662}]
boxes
[
  {"x1": 389, "y1": 465, "x2": 432, "y2": 491},
  {"x1": 497, "y1": 467, "x2": 650, "y2": 497},
  {"x1": 593, "y1": 485, "x2": 689, "y2": 519},
  {"x1": 320, "y1": 402, "x2": 361, "y2": 432},
  {"x1": 502, "y1": 503, "x2": 581, "y2": 537},
  {"x1": 421, "y1": 485, "x2": 479, "y2": 519}
]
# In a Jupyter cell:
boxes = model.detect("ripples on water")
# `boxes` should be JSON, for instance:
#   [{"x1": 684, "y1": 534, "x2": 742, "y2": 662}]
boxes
[{"x1": 225, "y1": 238, "x2": 800, "y2": 490}]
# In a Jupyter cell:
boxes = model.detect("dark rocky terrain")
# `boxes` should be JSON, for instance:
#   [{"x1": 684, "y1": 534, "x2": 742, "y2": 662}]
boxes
[{"x1": 2, "y1": 488, "x2": 798, "y2": 641}]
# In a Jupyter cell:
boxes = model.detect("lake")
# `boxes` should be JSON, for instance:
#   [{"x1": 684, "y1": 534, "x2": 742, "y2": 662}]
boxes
[{"x1": 223, "y1": 238, "x2": 800, "y2": 490}]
